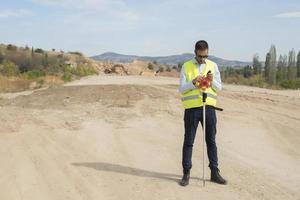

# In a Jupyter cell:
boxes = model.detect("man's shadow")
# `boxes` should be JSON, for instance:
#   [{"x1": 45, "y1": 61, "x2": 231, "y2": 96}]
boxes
[{"x1": 72, "y1": 162, "x2": 209, "y2": 184}]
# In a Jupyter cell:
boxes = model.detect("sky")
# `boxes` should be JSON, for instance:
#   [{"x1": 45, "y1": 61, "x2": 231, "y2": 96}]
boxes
[{"x1": 0, "y1": 0, "x2": 300, "y2": 61}]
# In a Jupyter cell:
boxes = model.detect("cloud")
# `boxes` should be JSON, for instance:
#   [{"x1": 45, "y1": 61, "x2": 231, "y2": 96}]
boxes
[
  {"x1": 0, "y1": 9, "x2": 32, "y2": 18},
  {"x1": 31, "y1": 0, "x2": 105, "y2": 10},
  {"x1": 31, "y1": 0, "x2": 140, "y2": 25},
  {"x1": 273, "y1": 11, "x2": 300, "y2": 18},
  {"x1": 31, "y1": 0, "x2": 135, "y2": 13}
]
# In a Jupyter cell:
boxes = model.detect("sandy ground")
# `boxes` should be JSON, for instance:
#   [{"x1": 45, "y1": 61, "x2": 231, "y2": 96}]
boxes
[{"x1": 0, "y1": 74, "x2": 299, "y2": 200}]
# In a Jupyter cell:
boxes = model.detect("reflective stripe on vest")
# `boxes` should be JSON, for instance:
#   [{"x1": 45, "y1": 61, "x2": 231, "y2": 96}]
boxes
[
  {"x1": 181, "y1": 92, "x2": 217, "y2": 101},
  {"x1": 181, "y1": 58, "x2": 218, "y2": 109}
]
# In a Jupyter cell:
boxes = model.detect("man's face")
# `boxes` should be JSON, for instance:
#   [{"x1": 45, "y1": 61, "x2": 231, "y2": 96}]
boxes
[{"x1": 195, "y1": 49, "x2": 208, "y2": 63}]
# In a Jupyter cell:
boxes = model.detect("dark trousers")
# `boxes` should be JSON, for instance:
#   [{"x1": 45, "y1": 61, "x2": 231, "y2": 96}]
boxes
[{"x1": 182, "y1": 106, "x2": 218, "y2": 171}]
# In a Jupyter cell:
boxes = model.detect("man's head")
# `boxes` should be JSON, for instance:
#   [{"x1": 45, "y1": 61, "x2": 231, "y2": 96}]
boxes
[{"x1": 194, "y1": 40, "x2": 209, "y2": 63}]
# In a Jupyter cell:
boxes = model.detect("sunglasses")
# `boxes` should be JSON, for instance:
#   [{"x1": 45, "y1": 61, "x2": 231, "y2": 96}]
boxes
[{"x1": 197, "y1": 55, "x2": 208, "y2": 59}]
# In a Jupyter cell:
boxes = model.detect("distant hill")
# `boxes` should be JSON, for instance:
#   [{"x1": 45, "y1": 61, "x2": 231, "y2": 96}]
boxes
[{"x1": 91, "y1": 52, "x2": 251, "y2": 67}]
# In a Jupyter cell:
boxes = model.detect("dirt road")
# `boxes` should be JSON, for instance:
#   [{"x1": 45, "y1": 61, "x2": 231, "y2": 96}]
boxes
[{"x1": 0, "y1": 75, "x2": 299, "y2": 200}]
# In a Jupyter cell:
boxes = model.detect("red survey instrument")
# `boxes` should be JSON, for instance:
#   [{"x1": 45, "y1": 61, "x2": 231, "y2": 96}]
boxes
[{"x1": 194, "y1": 70, "x2": 212, "y2": 91}]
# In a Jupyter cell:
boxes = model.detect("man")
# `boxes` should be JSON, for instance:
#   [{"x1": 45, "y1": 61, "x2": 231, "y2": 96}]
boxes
[{"x1": 178, "y1": 40, "x2": 227, "y2": 186}]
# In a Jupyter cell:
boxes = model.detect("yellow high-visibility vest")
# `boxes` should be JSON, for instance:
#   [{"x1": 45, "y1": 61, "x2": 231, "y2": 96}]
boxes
[{"x1": 181, "y1": 58, "x2": 217, "y2": 109}]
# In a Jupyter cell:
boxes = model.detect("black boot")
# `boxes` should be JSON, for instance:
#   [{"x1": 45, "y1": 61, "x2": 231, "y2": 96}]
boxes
[
  {"x1": 179, "y1": 169, "x2": 190, "y2": 186},
  {"x1": 210, "y1": 167, "x2": 227, "y2": 185}
]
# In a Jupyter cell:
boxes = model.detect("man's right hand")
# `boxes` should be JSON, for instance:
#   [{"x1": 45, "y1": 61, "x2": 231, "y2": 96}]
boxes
[{"x1": 192, "y1": 75, "x2": 204, "y2": 86}]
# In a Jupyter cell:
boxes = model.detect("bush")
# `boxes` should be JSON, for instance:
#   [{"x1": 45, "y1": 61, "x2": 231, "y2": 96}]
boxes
[
  {"x1": 25, "y1": 70, "x2": 46, "y2": 80},
  {"x1": 223, "y1": 74, "x2": 267, "y2": 88},
  {"x1": 158, "y1": 66, "x2": 164, "y2": 72},
  {"x1": 61, "y1": 64, "x2": 97, "y2": 81},
  {"x1": 71, "y1": 65, "x2": 86, "y2": 76},
  {"x1": 0, "y1": 51, "x2": 4, "y2": 64},
  {"x1": 166, "y1": 66, "x2": 171, "y2": 72},
  {"x1": 62, "y1": 65, "x2": 72, "y2": 73},
  {"x1": 62, "y1": 72, "x2": 72, "y2": 82},
  {"x1": 47, "y1": 63, "x2": 61, "y2": 74},
  {"x1": 0, "y1": 60, "x2": 19, "y2": 76},
  {"x1": 111, "y1": 64, "x2": 126, "y2": 74},
  {"x1": 6, "y1": 44, "x2": 17, "y2": 51},
  {"x1": 19, "y1": 63, "x2": 29, "y2": 73},
  {"x1": 34, "y1": 48, "x2": 44, "y2": 53},
  {"x1": 243, "y1": 65, "x2": 253, "y2": 78},
  {"x1": 69, "y1": 51, "x2": 83, "y2": 56},
  {"x1": 147, "y1": 63, "x2": 154, "y2": 70},
  {"x1": 279, "y1": 78, "x2": 300, "y2": 89}
]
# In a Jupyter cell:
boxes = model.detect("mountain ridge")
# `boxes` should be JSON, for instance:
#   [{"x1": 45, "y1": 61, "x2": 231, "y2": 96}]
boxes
[{"x1": 91, "y1": 52, "x2": 251, "y2": 67}]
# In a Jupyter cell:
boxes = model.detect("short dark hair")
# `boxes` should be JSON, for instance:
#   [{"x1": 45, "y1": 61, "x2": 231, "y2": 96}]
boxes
[{"x1": 195, "y1": 40, "x2": 208, "y2": 51}]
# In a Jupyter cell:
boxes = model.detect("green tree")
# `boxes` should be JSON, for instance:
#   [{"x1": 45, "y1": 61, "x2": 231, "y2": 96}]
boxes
[
  {"x1": 243, "y1": 65, "x2": 253, "y2": 78},
  {"x1": 252, "y1": 54, "x2": 262, "y2": 75},
  {"x1": 42, "y1": 53, "x2": 49, "y2": 66},
  {"x1": 166, "y1": 66, "x2": 171, "y2": 72},
  {"x1": 268, "y1": 45, "x2": 277, "y2": 85},
  {"x1": 276, "y1": 55, "x2": 285, "y2": 83},
  {"x1": 31, "y1": 47, "x2": 34, "y2": 57},
  {"x1": 297, "y1": 51, "x2": 300, "y2": 78},
  {"x1": 287, "y1": 49, "x2": 296, "y2": 80},
  {"x1": 282, "y1": 55, "x2": 288, "y2": 80},
  {"x1": 264, "y1": 52, "x2": 271, "y2": 81},
  {"x1": 221, "y1": 68, "x2": 226, "y2": 80}
]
